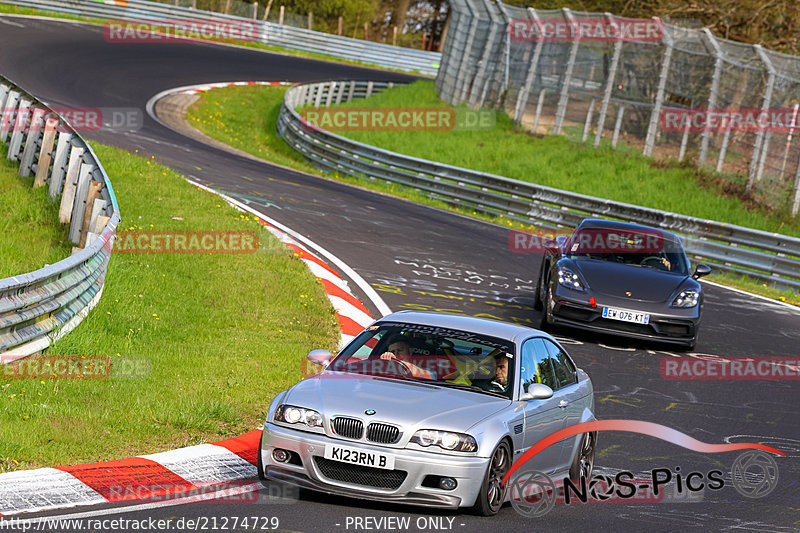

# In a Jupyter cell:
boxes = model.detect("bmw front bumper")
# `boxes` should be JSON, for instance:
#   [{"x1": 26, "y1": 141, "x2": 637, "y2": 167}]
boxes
[{"x1": 260, "y1": 422, "x2": 491, "y2": 509}]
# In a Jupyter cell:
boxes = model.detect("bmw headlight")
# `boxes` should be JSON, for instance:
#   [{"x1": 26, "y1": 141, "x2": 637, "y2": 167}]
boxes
[
  {"x1": 274, "y1": 404, "x2": 324, "y2": 428},
  {"x1": 557, "y1": 266, "x2": 585, "y2": 291},
  {"x1": 671, "y1": 289, "x2": 700, "y2": 308},
  {"x1": 410, "y1": 430, "x2": 478, "y2": 452}
]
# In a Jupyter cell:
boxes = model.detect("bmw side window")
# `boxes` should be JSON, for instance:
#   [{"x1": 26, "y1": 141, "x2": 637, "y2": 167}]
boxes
[
  {"x1": 520, "y1": 338, "x2": 558, "y2": 392},
  {"x1": 544, "y1": 340, "x2": 577, "y2": 388}
]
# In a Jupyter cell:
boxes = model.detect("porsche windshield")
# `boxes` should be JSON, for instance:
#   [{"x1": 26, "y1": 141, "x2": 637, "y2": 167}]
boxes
[
  {"x1": 327, "y1": 322, "x2": 516, "y2": 399},
  {"x1": 566, "y1": 228, "x2": 689, "y2": 275}
]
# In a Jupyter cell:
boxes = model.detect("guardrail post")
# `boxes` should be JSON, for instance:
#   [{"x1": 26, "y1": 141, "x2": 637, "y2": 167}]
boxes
[
  {"x1": 69, "y1": 163, "x2": 96, "y2": 245},
  {"x1": 0, "y1": 84, "x2": 10, "y2": 140},
  {"x1": 642, "y1": 18, "x2": 672, "y2": 156},
  {"x1": 678, "y1": 116, "x2": 690, "y2": 161},
  {"x1": 497, "y1": 1, "x2": 511, "y2": 98},
  {"x1": 612, "y1": 104, "x2": 625, "y2": 147},
  {"x1": 780, "y1": 104, "x2": 799, "y2": 176},
  {"x1": 746, "y1": 45, "x2": 776, "y2": 192},
  {"x1": 19, "y1": 107, "x2": 46, "y2": 177},
  {"x1": 594, "y1": 13, "x2": 624, "y2": 148},
  {"x1": 513, "y1": 8, "x2": 544, "y2": 123},
  {"x1": 347, "y1": 81, "x2": 356, "y2": 103},
  {"x1": 335, "y1": 82, "x2": 346, "y2": 104},
  {"x1": 468, "y1": 0, "x2": 500, "y2": 110},
  {"x1": 7, "y1": 97, "x2": 29, "y2": 161},
  {"x1": 553, "y1": 8, "x2": 580, "y2": 135},
  {"x1": 49, "y1": 131, "x2": 72, "y2": 198},
  {"x1": 532, "y1": 88, "x2": 547, "y2": 132},
  {"x1": 716, "y1": 123, "x2": 732, "y2": 172},
  {"x1": 58, "y1": 144, "x2": 85, "y2": 224},
  {"x1": 792, "y1": 158, "x2": 800, "y2": 216},
  {"x1": 33, "y1": 117, "x2": 60, "y2": 188},
  {"x1": 582, "y1": 99, "x2": 596, "y2": 143},
  {"x1": 325, "y1": 82, "x2": 335, "y2": 107},
  {"x1": 79, "y1": 181, "x2": 104, "y2": 248},
  {"x1": 365, "y1": 81, "x2": 374, "y2": 99},
  {"x1": 698, "y1": 29, "x2": 722, "y2": 167}
]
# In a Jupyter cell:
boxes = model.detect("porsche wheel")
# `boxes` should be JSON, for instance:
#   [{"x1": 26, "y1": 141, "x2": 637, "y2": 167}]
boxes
[{"x1": 472, "y1": 441, "x2": 511, "y2": 516}]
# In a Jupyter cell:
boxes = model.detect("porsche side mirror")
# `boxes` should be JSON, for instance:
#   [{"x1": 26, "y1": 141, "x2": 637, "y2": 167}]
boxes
[
  {"x1": 693, "y1": 264, "x2": 711, "y2": 279},
  {"x1": 307, "y1": 349, "x2": 332, "y2": 368},
  {"x1": 520, "y1": 383, "x2": 554, "y2": 401},
  {"x1": 555, "y1": 235, "x2": 569, "y2": 252}
]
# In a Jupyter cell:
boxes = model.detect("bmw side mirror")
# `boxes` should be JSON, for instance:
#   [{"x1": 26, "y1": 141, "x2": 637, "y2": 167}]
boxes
[
  {"x1": 307, "y1": 349, "x2": 332, "y2": 368},
  {"x1": 520, "y1": 383, "x2": 554, "y2": 401},
  {"x1": 693, "y1": 264, "x2": 711, "y2": 279}
]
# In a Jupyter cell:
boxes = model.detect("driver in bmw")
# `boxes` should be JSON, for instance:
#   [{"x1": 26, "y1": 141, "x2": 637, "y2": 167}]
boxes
[{"x1": 379, "y1": 337, "x2": 435, "y2": 379}]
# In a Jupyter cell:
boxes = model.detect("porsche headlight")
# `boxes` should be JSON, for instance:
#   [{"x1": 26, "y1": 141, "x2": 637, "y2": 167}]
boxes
[
  {"x1": 557, "y1": 266, "x2": 585, "y2": 291},
  {"x1": 671, "y1": 289, "x2": 699, "y2": 308},
  {"x1": 274, "y1": 404, "x2": 323, "y2": 428},
  {"x1": 410, "y1": 430, "x2": 478, "y2": 452}
]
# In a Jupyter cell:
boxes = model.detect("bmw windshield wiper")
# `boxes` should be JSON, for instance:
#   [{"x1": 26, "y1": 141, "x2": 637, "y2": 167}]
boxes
[{"x1": 430, "y1": 381, "x2": 508, "y2": 399}]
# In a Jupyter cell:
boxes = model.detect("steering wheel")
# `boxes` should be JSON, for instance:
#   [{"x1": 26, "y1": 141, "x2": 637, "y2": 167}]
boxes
[
  {"x1": 382, "y1": 358, "x2": 413, "y2": 377},
  {"x1": 641, "y1": 256, "x2": 667, "y2": 269}
]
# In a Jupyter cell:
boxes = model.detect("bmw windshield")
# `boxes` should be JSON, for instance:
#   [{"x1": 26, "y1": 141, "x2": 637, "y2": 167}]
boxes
[{"x1": 327, "y1": 322, "x2": 516, "y2": 399}]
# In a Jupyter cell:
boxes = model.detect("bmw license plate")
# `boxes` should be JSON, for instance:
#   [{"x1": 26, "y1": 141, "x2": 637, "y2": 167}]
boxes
[
  {"x1": 324, "y1": 444, "x2": 395, "y2": 470},
  {"x1": 602, "y1": 307, "x2": 650, "y2": 324}
]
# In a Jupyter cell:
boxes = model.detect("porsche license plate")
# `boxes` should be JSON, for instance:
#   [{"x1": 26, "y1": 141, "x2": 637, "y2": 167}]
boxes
[
  {"x1": 602, "y1": 307, "x2": 650, "y2": 324},
  {"x1": 324, "y1": 444, "x2": 395, "y2": 470}
]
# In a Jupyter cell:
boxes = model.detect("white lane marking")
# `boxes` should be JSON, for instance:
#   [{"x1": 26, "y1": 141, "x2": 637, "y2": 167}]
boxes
[
  {"x1": 0, "y1": 482, "x2": 263, "y2": 526},
  {"x1": 701, "y1": 279, "x2": 800, "y2": 314},
  {"x1": 0, "y1": 18, "x2": 24, "y2": 27},
  {"x1": 186, "y1": 179, "x2": 391, "y2": 317}
]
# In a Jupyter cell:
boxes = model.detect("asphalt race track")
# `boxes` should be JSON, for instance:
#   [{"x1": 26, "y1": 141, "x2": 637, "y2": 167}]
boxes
[{"x1": 1, "y1": 16, "x2": 799, "y2": 532}]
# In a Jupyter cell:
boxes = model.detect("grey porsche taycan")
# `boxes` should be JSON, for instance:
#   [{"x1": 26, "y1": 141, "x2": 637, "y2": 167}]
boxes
[
  {"x1": 535, "y1": 219, "x2": 711, "y2": 350},
  {"x1": 258, "y1": 311, "x2": 596, "y2": 516}
]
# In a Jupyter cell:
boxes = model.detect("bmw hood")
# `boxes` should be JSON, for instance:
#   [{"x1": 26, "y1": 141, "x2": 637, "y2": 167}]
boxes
[
  {"x1": 283, "y1": 372, "x2": 511, "y2": 432},
  {"x1": 570, "y1": 259, "x2": 689, "y2": 303}
]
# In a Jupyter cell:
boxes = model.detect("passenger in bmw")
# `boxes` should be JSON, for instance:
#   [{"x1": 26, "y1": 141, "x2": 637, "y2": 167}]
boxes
[{"x1": 378, "y1": 336, "x2": 435, "y2": 379}]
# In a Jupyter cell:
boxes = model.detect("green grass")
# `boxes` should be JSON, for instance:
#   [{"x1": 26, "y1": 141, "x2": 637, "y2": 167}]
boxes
[
  {"x1": 0, "y1": 153, "x2": 72, "y2": 278},
  {"x1": 0, "y1": 4, "x2": 432, "y2": 77},
  {"x1": 0, "y1": 143, "x2": 339, "y2": 471},
  {"x1": 185, "y1": 83, "x2": 800, "y2": 307}
]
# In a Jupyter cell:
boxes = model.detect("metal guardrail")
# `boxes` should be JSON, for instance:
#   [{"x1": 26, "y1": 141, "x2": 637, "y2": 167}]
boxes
[
  {"x1": 0, "y1": 75, "x2": 120, "y2": 357},
  {"x1": 278, "y1": 80, "x2": 800, "y2": 291},
  {"x1": 0, "y1": 0, "x2": 441, "y2": 76}
]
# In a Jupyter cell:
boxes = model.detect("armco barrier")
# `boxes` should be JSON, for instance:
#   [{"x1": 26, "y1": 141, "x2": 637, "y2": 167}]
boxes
[
  {"x1": 0, "y1": 0, "x2": 440, "y2": 76},
  {"x1": 277, "y1": 80, "x2": 800, "y2": 291},
  {"x1": 0, "y1": 75, "x2": 120, "y2": 357}
]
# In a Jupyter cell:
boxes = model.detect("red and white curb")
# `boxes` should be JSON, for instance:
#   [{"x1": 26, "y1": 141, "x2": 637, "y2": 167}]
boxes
[
  {"x1": 0, "y1": 181, "x2": 383, "y2": 517},
  {"x1": 175, "y1": 81, "x2": 295, "y2": 95}
]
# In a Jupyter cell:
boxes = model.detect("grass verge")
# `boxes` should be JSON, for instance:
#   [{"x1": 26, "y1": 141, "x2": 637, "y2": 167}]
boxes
[
  {"x1": 0, "y1": 143, "x2": 339, "y2": 472},
  {"x1": 185, "y1": 83, "x2": 800, "y2": 307},
  {"x1": 0, "y1": 152, "x2": 72, "y2": 278}
]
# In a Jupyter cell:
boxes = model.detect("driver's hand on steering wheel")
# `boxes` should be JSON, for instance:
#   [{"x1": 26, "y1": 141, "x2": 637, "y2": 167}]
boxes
[{"x1": 660, "y1": 257, "x2": 671, "y2": 270}]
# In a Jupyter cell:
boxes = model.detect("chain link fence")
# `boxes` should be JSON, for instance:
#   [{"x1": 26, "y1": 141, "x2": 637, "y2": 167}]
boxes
[{"x1": 436, "y1": 0, "x2": 800, "y2": 216}]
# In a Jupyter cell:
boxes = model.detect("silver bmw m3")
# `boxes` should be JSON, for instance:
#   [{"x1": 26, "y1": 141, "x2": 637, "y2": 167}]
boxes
[{"x1": 258, "y1": 311, "x2": 596, "y2": 516}]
